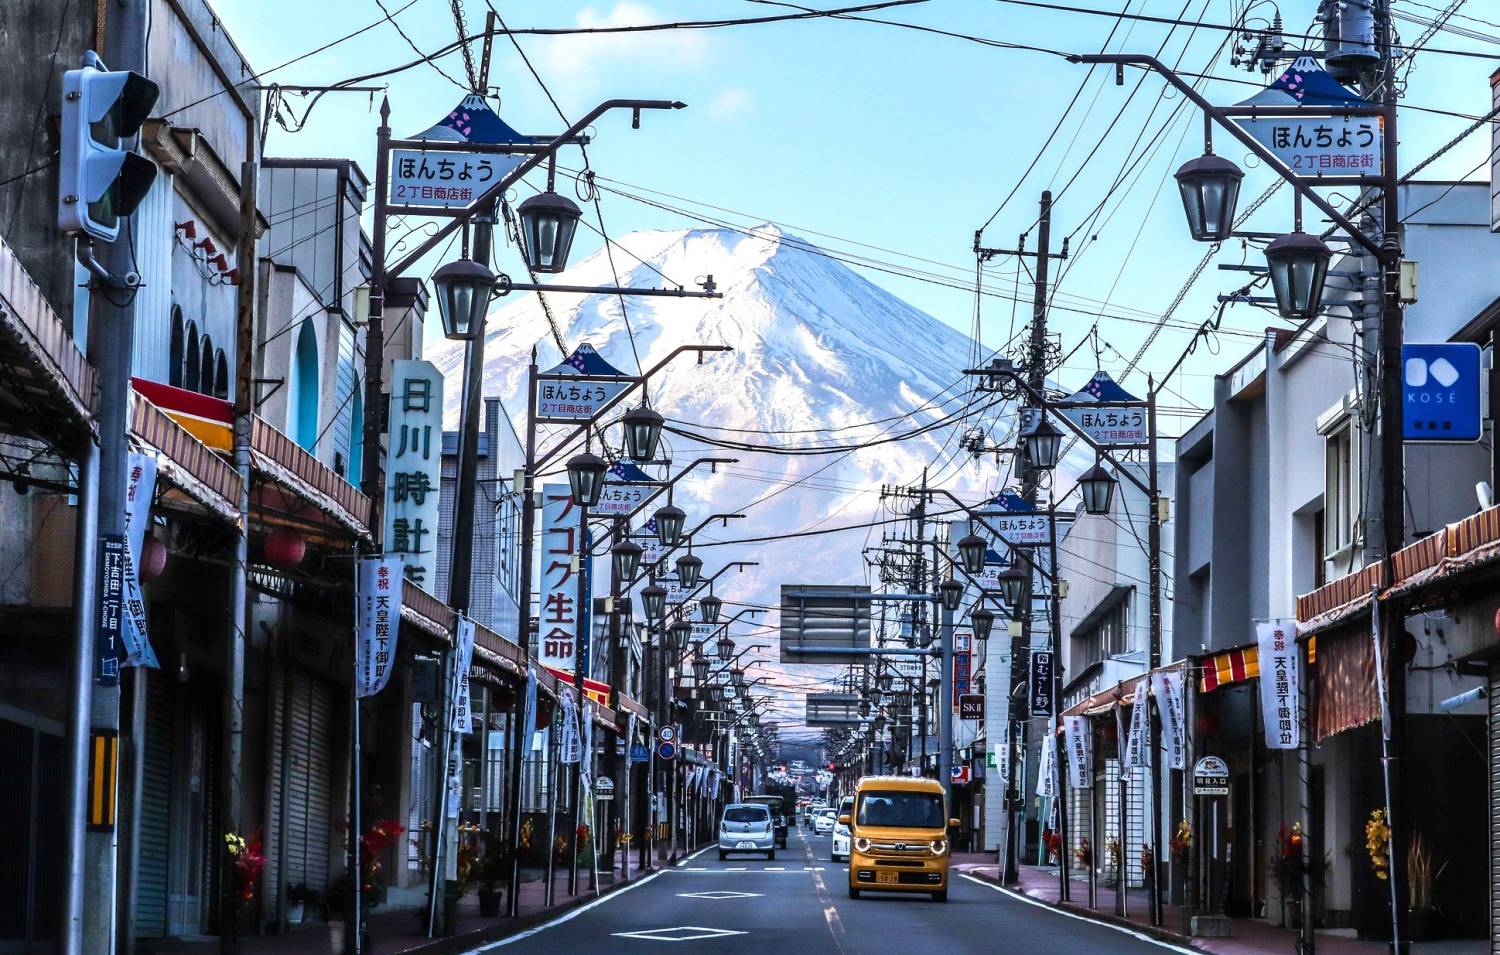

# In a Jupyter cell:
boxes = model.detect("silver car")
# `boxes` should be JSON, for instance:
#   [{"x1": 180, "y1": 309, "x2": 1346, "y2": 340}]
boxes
[{"x1": 718, "y1": 803, "x2": 777, "y2": 860}]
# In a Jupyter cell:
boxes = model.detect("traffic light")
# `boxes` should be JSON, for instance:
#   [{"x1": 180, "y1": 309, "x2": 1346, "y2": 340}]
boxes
[{"x1": 59, "y1": 54, "x2": 159, "y2": 242}]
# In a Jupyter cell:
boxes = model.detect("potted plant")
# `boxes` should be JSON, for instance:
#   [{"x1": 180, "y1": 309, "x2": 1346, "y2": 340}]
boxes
[
  {"x1": 1074, "y1": 837, "x2": 1093, "y2": 872},
  {"x1": 1042, "y1": 829, "x2": 1062, "y2": 865},
  {"x1": 286, "y1": 883, "x2": 321, "y2": 926},
  {"x1": 324, "y1": 874, "x2": 352, "y2": 953},
  {"x1": 1406, "y1": 832, "x2": 1446, "y2": 939},
  {"x1": 1269, "y1": 823, "x2": 1309, "y2": 927},
  {"x1": 473, "y1": 832, "x2": 511, "y2": 918}
]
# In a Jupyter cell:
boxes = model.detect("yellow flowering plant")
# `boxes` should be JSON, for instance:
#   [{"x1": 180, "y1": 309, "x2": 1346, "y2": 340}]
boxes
[{"x1": 1365, "y1": 808, "x2": 1391, "y2": 880}]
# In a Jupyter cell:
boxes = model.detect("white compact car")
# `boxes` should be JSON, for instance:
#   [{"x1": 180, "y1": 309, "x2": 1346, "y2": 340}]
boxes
[
  {"x1": 719, "y1": 803, "x2": 776, "y2": 861},
  {"x1": 830, "y1": 795, "x2": 854, "y2": 861},
  {"x1": 814, "y1": 808, "x2": 837, "y2": 834}
]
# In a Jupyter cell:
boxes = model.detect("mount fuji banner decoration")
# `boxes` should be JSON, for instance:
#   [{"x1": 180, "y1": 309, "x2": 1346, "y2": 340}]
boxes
[
  {"x1": 536, "y1": 343, "x2": 631, "y2": 420},
  {"x1": 596, "y1": 460, "x2": 657, "y2": 516},
  {"x1": 1231, "y1": 56, "x2": 1382, "y2": 177},
  {"x1": 1060, "y1": 370, "x2": 1147, "y2": 446},
  {"x1": 978, "y1": 490, "x2": 1050, "y2": 547},
  {"x1": 391, "y1": 95, "x2": 528, "y2": 210}
]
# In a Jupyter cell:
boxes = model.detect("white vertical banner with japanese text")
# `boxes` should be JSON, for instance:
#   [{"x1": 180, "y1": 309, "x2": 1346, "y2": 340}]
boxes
[
  {"x1": 384, "y1": 360, "x2": 443, "y2": 586},
  {"x1": 1036, "y1": 731, "x2": 1057, "y2": 799},
  {"x1": 559, "y1": 689, "x2": 582, "y2": 764},
  {"x1": 1123, "y1": 680, "x2": 1150, "y2": 769},
  {"x1": 1151, "y1": 670, "x2": 1186, "y2": 769},
  {"x1": 538, "y1": 484, "x2": 581, "y2": 671},
  {"x1": 122, "y1": 451, "x2": 159, "y2": 668},
  {"x1": 1064, "y1": 715, "x2": 1092, "y2": 789},
  {"x1": 1256, "y1": 619, "x2": 1300, "y2": 750},
  {"x1": 451, "y1": 616, "x2": 476, "y2": 734},
  {"x1": 522, "y1": 668, "x2": 539, "y2": 751},
  {"x1": 355, "y1": 556, "x2": 405, "y2": 697}
]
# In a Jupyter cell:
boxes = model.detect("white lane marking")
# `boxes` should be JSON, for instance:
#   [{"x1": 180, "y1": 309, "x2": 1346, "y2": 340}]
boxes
[
  {"x1": 612, "y1": 926, "x2": 747, "y2": 942},
  {"x1": 478, "y1": 845, "x2": 711, "y2": 949},
  {"x1": 958, "y1": 874, "x2": 1199, "y2": 954},
  {"x1": 767, "y1": 866, "x2": 785, "y2": 871},
  {"x1": 726, "y1": 867, "x2": 747, "y2": 871},
  {"x1": 676, "y1": 890, "x2": 763, "y2": 900}
]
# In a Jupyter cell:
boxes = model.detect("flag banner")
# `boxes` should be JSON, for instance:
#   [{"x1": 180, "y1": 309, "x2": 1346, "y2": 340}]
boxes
[
  {"x1": 581, "y1": 701, "x2": 594, "y2": 788},
  {"x1": 560, "y1": 689, "x2": 582, "y2": 764},
  {"x1": 996, "y1": 721, "x2": 1011, "y2": 784},
  {"x1": 1064, "y1": 715, "x2": 1092, "y2": 789},
  {"x1": 451, "y1": 616, "x2": 476, "y2": 733},
  {"x1": 1036, "y1": 731, "x2": 1057, "y2": 799},
  {"x1": 1256, "y1": 619, "x2": 1300, "y2": 749},
  {"x1": 121, "y1": 452, "x2": 159, "y2": 668},
  {"x1": 1123, "y1": 680, "x2": 1150, "y2": 769},
  {"x1": 1113, "y1": 703, "x2": 1129, "y2": 779},
  {"x1": 1151, "y1": 670, "x2": 1186, "y2": 769},
  {"x1": 355, "y1": 556, "x2": 404, "y2": 697},
  {"x1": 522, "y1": 668, "x2": 539, "y2": 752}
]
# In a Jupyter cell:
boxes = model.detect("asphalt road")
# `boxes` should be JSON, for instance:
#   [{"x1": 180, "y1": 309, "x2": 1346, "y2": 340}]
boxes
[{"x1": 476, "y1": 825, "x2": 1179, "y2": 954}]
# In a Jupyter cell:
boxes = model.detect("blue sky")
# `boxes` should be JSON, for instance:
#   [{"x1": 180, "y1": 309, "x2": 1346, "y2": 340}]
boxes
[{"x1": 215, "y1": 0, "x2": 1500, "y2": 418}]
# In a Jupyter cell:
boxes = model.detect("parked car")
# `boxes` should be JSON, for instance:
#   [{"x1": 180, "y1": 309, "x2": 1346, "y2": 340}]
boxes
[
  {"x1": 719, "y1": 803, "x2": 776, "y2": 861},
  {"x1": 743, "y1": 794, "x2": 789, "y2": 848},
  {"x1": 814, "y1": 808, "x2": 838, "y2": 834},
  {"x1": 831, "y1": 795, "x2": 854, "y2": 861},
  {"x1": 845, "y1": 775, "x2": 957, "y2": 902}
]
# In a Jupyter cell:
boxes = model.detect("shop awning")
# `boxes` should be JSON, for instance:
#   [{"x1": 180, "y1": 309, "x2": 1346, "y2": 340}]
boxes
[
  {"x1": 1313, "y1": 622, "x2": 1380, "y2": 742},
  {"x1": 1061, "y1": 661, "x2": 1186, "y2": 718},
  {"x1": 1296, "y1": 561, "x2": 1386, "y2": 636},
  {"x1": 251, "y1": 416, "x2": 372, "y2": 541},
  {"x1": 129, "y1": 389, "x2": 242, "y2": 526},
  {"x1": 0, "y1": 234, "x2": 95, "y2": 443}
]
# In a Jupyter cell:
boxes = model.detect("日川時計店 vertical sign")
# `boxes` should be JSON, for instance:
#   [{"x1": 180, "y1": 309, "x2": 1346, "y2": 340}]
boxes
[
  {"x1": 384, "y1": 360, "x2": 443, "y2": 584},
  {"x1": 388, "y1": 148, "x2": 524, "y2": 210},
  {"x1": 539, "y1": 484, "x2": 582, "y2": 672}
]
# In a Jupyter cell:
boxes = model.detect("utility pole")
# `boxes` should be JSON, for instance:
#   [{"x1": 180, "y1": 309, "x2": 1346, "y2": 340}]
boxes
[{"x1": 976, "y1": 190, "x2": 1067, "y2": 884}]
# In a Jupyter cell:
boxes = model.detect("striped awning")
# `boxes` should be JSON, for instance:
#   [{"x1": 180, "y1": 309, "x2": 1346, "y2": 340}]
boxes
[{"x1": 1200, "y1": 638, "x2": 1318, "y2": 693}]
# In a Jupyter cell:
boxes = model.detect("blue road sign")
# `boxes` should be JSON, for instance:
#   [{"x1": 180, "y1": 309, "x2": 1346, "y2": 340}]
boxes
[
  {"x1": 656, "y1": 740, "x2": 676, "y2": 761},
  {"x1": 630, "y1": 742, "x2": 650, "y2": 763},
  {"x1": 1402, "y1": 343, "x2": 1483, "y2": 443}
]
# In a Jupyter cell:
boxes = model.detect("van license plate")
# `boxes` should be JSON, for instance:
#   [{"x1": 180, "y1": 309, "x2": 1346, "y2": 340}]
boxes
[
  {"x1": 876, "y1": 871, "x2": 898, "y2": 884},
  {"x1": 736, "y1": 841, "x2": 755, "y2": 849}
]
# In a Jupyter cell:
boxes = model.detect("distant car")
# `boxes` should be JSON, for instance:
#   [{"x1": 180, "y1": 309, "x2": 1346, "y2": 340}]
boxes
[
  {"x1": 719, "y1": 803, "x2": 776, "y2": 861},
  {"x1": 814, "y1": 808, "x2": 837, "y2": 834},
  {"x1": 743, "y1": 794, "x2": 789, "y2": 848},
  {"x1": 804, "y1": 805, "x2": 824, "y2": 828},
  {"x1": 831, "y1": 795, "x2": 854, "y2": 861}
]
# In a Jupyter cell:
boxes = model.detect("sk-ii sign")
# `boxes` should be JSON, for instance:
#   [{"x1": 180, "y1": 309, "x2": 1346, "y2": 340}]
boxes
[{"x1": 1402, "y1": 343, "x2": 1482, "y2": 443}]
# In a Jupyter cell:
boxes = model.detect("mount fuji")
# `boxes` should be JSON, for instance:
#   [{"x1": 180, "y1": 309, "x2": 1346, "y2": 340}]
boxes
[{"x1": 427, "y1": 225, "x2": 1000, "y2": 728}]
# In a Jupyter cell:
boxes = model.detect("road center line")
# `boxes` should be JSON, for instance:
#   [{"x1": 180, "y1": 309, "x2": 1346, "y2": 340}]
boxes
[{"x1": 799, "y1": 826, "x2": 849, "y2": 954}]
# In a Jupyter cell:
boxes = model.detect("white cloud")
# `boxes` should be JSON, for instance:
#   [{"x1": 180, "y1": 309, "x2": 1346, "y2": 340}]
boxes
[
  {"x1": 709, "y1": 87, "x2": 754, "y2": 120},
  {"x1": 540, "y1": 2, "x2": 711, "y2": 90}
]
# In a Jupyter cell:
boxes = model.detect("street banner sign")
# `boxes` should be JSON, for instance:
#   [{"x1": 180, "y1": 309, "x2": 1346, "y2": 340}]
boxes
[
  {"x1": 1151, "y1": 670, "x2": 1186, "y2": 769},
  {"x1": 354, "y1": 556, "x2": 404, "y2": 698},
  {"x1": 977, "y1": 492, "x2": 1051, "y2": 547},
  {"x1": 1123, "y1": 679, "x2": 1150, "y2": 769},
  {"x1": 536, "y1": 344, "x2": 630, "y2": 421},
  {"x1": 595, "y1": 460, "x2": 657, "y2": 516},
  {"x1": 958, "y1": 694, "x2": 984, "y2": 720},
  {"x1": 1036, "y1": 732, "x2": 1056, "y2": 798},
  {"x1": 1193, "y1": 755, "x2": 1230, "y2": 796},
  {"x1": 1059, "y1": 371, "x2": 1147, "y2": 446},
  {"x1": 1064, "y1": 715, "x2": 1091, "y2": 789},
  {"x1": 1256, "y1": 620, "x2": 1300, "y2": 750},
  {"x1": 385, "y1": 360, "x2": 443, "y2": 585},
  {"x1": 779, "y1": 585, "x2": 873, "y2": 664},
  {"x1": 1029, "y1": 650, "x2": 1054, "y2": 716},
  {"x1": 1230, "y1": 57, "x2": 1383, "y2": 178},
  {"x1": 538, "y1": 484, "x2": 581, "y2": 671},
  {"x1": 1401, "y1": 342, "x2": 1482, "y2": 443}
]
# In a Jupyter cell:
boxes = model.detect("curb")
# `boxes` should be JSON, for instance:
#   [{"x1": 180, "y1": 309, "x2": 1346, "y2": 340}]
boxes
[{"x1": 962, "y1": 869, "x2": 1201, "y2": 951}]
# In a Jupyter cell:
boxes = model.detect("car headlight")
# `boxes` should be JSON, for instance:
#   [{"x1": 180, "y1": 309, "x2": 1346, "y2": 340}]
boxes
[
  {"x1": 930, "y1": 838, "x2": 948, "y2": 856},
  {"x1": 854, "y1": 837, "x2": 871, "y2": 853}
]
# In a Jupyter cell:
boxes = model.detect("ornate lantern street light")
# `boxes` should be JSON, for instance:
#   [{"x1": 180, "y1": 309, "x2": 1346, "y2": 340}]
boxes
[
  {"x1": 1078, "y1": 463, "x2": 1118, "y2": 516},
  {"x1": 716, "y1": 633, "x2": 735, "y2": 661},
  {"x1": 621, "y1": 405, "x2": 664, "y2": 462},
  {"x1": 611, "y1": 538, "x2": 642, "y2": 583},
  {"x1": 676, "y1": 553, "x2": 702, "y2": 590},
  {"x1": 640, "y1": 584, "x2": 667, "y2": 622},
  {"x1": 700, "y1": 592, "x2": 722, "y2": 624},
  {"x1": 516, "y1": 190, "x2": 583, "y2": 274},
  {"x1": 998, "y1": 564, "x2": 1028, "y2": 608},
  {"x1": 654, "y1": 504, "x2": 685, "y2": 547},
  {"x1": 1264, "y1": 231, "x2": 1333, "y2": 321},
  {"x1": 1021, "y1": 417, "x2": 1063, "y2": 471},
  {"x1": 938, "y1": 579, "x2": 964, "y2": 612},
  {"x1": 431, "y1": 258, "x2": 494, "y2": 341},
  {"x1": 957, "y1": 534, "x2": 988, "y2": 576},
  {"x1": 565, "y1": 451, "x2": 607, "y2": 507},
  {"x1": 1174, "y1": 152, "x2": 1244, "y2": 242},
  {"x1": 972, "y1": 606, "x2": 995, "y2": 643}
]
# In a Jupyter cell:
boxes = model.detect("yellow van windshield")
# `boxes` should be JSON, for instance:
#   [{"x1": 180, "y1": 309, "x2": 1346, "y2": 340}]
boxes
[{"x1": 856, "y1": 790, "x2": 944, "y2": 828}]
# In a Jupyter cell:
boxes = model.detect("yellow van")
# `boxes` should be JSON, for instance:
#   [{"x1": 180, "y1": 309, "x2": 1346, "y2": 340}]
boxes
[{"x1": 842, "y1": 775, "x2": 958, "y2": 902}]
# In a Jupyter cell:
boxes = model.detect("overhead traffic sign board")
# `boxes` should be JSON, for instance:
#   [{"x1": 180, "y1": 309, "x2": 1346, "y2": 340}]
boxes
[{"x1": 1401, "y1": 342, "x2": 1482, "y2": 443}]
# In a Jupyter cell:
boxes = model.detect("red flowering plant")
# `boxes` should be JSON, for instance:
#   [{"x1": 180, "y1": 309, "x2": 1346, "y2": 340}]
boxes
[
  {"x1": 1169, "y1": 819, "x2": 1192, "y2": 862},
  {"x1": 224, "y1": 831, "x2": 266, "y2": 908},
  {"x1": 359, "y1": 818, "x2": 407, "y2": 903},
  {"x1": 1042, "y1": 829, "x2": 1063, "y2": 862},
  {"x1": 1074, "y1": 837, "x2": 1093, "y2": 870},
  {"x1": 1269, "y1": 822, "x2": 1308, "y2": 899}
]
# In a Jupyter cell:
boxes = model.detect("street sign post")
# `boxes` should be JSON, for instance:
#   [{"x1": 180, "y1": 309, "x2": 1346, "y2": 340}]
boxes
[
  {"x1": 1401, "y1": 342, "x2": 1482, "y2": 443},
  {"x1": 1030, "y1": 651, "x2": 1054, "y2": 717},
  {"x1": 595, "y1": 776, "x2": 615, "y2": 801},
  {"x1": 629, "y1": 742, "x2": 650, "y2": 764},
  {"x1": 959, "y1": 694, "x2": 984, "y2": 721}
]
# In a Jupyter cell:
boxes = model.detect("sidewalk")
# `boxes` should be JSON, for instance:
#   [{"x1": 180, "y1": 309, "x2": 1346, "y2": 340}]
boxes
[
  {"x1": 950, "y1": 858, "x2": 1485, "y2": 955},
  {"x1": 139, "y1": 850, "x2": 673, "y2": 955}
]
